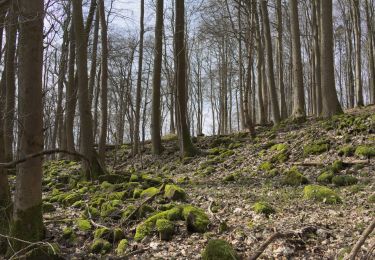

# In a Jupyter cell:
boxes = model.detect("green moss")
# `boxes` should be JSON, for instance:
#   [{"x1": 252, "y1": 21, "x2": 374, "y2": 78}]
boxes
[
  {"x1": 71, "y1": 200, "x2": 84, "y2": 209},
  {"x1": 116, "y1": 239, "x2": 128, "y2": 255},
  {"x1": 303, "y1": 140, "x2": 330, "y2": 156},
  {"x1": 121, "y1": 205, "x2": 136, "y2": 220},
  {"x1": 355, "y1": 145, "x2": 375, "y2": 158},
  {"x1": 270, "y1": 143, "x2": 288, "y2": 152},
  {"x1": 338, "y1": 145, "x2": 355, "y2": 157},
  {"x1": 133, "y1": 188, "x2": 143, "y2": 198},
  {"x1": 303, "y1": 185, "x2": 342, "y2": 204},
  {"x1": 267, "y1": 169, "x2": 279, "y2": 178},
  {"x1": 63, "y1": 193, "x2": 82, "y2": 206},
  {"x1": 134, "y1": 220, "x2": 154, "y2": 241},
  {"x1": 252, "y1": 202, "x2": 275, "y2": 217},
  {"x1": 138, "y1": 205, "x2": 155, "y2": 218},
  {"x1": 182, "y1": 205, "x2": 210, "y2": 233},
  {"x1": 258, "y1": 161, "x2": 273, "y2": 171},
  {"x1": 42, "y1": 202, "x2": 56, "y2": 213},
  {"x1": 100, "y1": 181, "x2": 115, "y2": 191},
  {"x1": 90, "y1": 238, "x2": 111, "y2": 254},
  {"x1": 98, "y1": 174, "x2": 128, "y2": 184},
  {"x1": 76, "y1": 219, "x2": 92, "y2": 231},
  {"x1": 331, "y1": 160, "x2": 344, "y2": 173},
  {"x1": 270, "y1": 151, "x2": 289, "y2": 163},
  {"x1": 94, "y1": 227, "x2": 124, "y2": 242},
  {"x1": 140, "y1": 187, "x2": 160, "y2": 198},
  {"x1": 156, "y1": 219, "x2": 174, "y2": 241},
  {"x1": 332, "y1": 175, "x2": 358, "y2": 186},
  {"x1": 282, "y1": 167, "x2": 308, "y2": 186},
  {"x1": 368, "y1": 194, "x2": 375, "y2": 203},
  {"x1": 223, "y1": 174, "x2": 236, "y2": 182},
  {"x1": 201, "y1": 239, "x2": 239, "y2": 260},
  {"x1": 317, "y1": 171, "x2": 334, "y2": 184},
  {"x1": 130, "y1": 174, "x2": 139, "y2": 182},
  {"x1": 108, "y1": 191, "x2": 126, "y2": 200},
  {"x1": 62, "y1": 227, "x2": 74, "y2": 240},
  {"x1": 164, "y1": 184, "x2": 187, "y2": 201},
  {"x1": 100, "y1": 200, "x2": 122, "y2": 218}
]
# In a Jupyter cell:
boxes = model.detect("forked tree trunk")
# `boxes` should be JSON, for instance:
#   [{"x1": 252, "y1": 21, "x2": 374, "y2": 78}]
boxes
[
  {"x1": 9, "y1": 0, "x2": 44, "y2": 252},
  {"x1": 320, "y1": 0, "x2": 343, "y2": 117}
]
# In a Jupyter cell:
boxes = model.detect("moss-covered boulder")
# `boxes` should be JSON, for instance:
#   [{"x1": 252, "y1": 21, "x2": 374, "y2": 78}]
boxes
[
  {"x1": 63, "y1": 193, "x2": 82, "y2": 206},
  {"x1": 332, "y1": 175, "x2": 358, "y2": 186},
  {"x1": 100, "y1": 181, "x2": 115, "y2": 191},
  {"x1": 338, "y1": 145, "x2": 355, "y2": 157},
  {"x1": 303, "y1": 185, "x2": 342, "y2": 204},
  {"x1": 164, "y1": 184, "x2": 187, "y2": 201},
  {"x1": 201, "y1": 239, "x2": 239, "y2": 260},
  {"x1": 115, "y1": 239, "x2": 128, "y2": 255},
  {"x1": 76, "y1": 219, "x2": 92, "y2": 231},
  {"x1": 282, "y1": 167, "x2": 308, "y2": 186},
  {"x1": 90, "y1": 238, "x2": 111, "y2": 254},
  {"x1": 140, "y1": 187, "x2": 160, "y2": 198},
  {"x1": 317, "y1": 171, "x2": 334, "y2": 184},
  {"x1": 42, "y1": 202, "x2": 56, "y2": 213},
  {"x1": 252, "y1": 202, "x2": 275, "y2": 217},
  {"x1": 303, "y1": 140, "x2": 330, "y2": 156},
  {"x1": 62, "y1": 227, "x2": 75, "y2": 240},
  {"x1": 94, "y1": 227, "x2": 124, "y2": 243},
  {"x1": 133, "y1": 188, "x2": 143, "y2": 198},
  {"x1": 331, "y1": 160, "x2": 345, "y2": 173},
  {"x1": 182, "y1": 205, "x2": 210, "y2": 233},
  {"x1": 355, "y1": 145, "x2": 375, "y2": 158},
  {"x1": 100, "y1": 200, "x2": 122, "y2": 219},
  {"x1": 156, "y1": 219, "x2": 174, "y2": 241}
]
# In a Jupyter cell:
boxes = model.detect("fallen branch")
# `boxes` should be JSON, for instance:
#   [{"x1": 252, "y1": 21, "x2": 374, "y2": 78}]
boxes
[
  {"x1": 0, "y1": 149, "x2": 90, "y2": 171},
  {"x1": 344, "y1": 218, "x2": 375, "y2": 260},
  {"x1": 121, "y1": 183, "x2": 166, "y2": 227},
  {"x1": 85, "y1": 204, "x2": 109, "y2": 229},
  {"x1": 293, "y1": 159, "x2": 369, "y2": 167}
]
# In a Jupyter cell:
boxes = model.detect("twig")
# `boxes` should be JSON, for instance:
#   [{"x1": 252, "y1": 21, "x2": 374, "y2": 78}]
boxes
[
  {"x1": 121, "y1": 183, "x2": 166, "y2": 227},
  {"x1": 0, "y1": 149, "x2": 90, "y2": 170},
  {"x1": 344, "y1": 218, "x2": 375, "y2": 260},
  {"x1": 85, "y1": 204, "x2": 109, "y2": 229},
  {"x1": 293, "y1": 159, "x2": 369, "y2": 167}
]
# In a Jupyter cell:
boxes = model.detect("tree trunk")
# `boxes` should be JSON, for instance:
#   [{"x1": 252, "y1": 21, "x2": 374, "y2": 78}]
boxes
[
  {"x1": 312, "y1": 0, "x2": 322, "y2": 115},
  {"x1": 289, "y1": 0, "x2": 306, "y2": 120},
  {"x1": 175, "y1": 0, "x2": 196, "y2": 157},
  {"x1": 98, "y1": 0, "x2": 108, "y2": 164},
  {"x1": 260, "y1": 0, "x2": 281, "y2": 125},
  {"x1": 352, "y1": 0, "x2": 363, "y2": 106},
  {"x1": 9, "y1": 0, "x2": 44, "y2": 252},
  {"x1": 320, "y1": 0, "x2": 343, "y2": 117},
  {"x1": 151, "y1": 0, "x2": 164, "y2": 155},
  {"x1": 365, "y1": 0, "x2": 375, "y2": 104}
]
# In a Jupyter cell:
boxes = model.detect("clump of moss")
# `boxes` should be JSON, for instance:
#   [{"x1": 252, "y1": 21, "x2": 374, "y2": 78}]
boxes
[
  {"x1": 100, "y1": 200, "x2": 122, "y2": 218},
  {"x1": 303, "y1": 140, "x2": 330, "y2": 156},
  {"x1": 140, "y1": 187, "x2": 160, "y2": 198},
  {"x1": 338, "y1": 145, "x2": 355, "y2": 157},
  {"x1": 258, "y1": 161, "x2": 273, "y2": 172},
  {"x1": 303, "y1": 185, "x2": 342, "y2": 204},
  {"x1": 331, "y1": 160, "x2": 344, "y2": 173},
  {"x1": 94, "y1": 227, "x2": 124, "y2": 243},
  {"x1": 164, "y1": 184, "x2": 187, "y2": 201},
  {"x1": 133, "y1": 188, "x2": 143, "y2": 198},
  {"x1": 100, "y1": 181, "x2": 115, "y2": 191},
  {"x1": 368, "y1": 194, "x2": 375, "y2": 203},
  {"x1": 201, "y1": 239, "x2": 239, "y2": 260},
  {"x1": 63, "y1": 193, "x2": 82, "y2": 206},
  {"x1": 98, "y1": 174, "x2": 128, "y2": 184},
  {"x1": 156, "y1": 219, "x2": 174, "y2": 241},
  {"x1": 267, "y1": 168, "x2": 280, "y2": 178},
  {"x1": 317, "y1": 171, "x2": 334, "y2": 184},
  {"x1": 223, "y1": 174, "x2": 236, "y2": 182},
  {"x1": 270, "y1": 143, "x2": 288, "y2": 152},
  {"x1": 332, "y1": 175, "x2": 358, "y2": 186},
  {"x1": 282, "y1": 167, "x2": 308, "y2": 186},
  {"x1": 115, "y1": 239, "x2": 128, "y2": 255},
  {"x1": 76, "y1": 219, "x2": 92, "y2": 231},
  {"x1": 355, "y1": 146, "x2": 375, "y2": 158},
  {"x1": 62, "y1": 227, "x2": 74, "y2": 240},
  {"x1": 90, "y1": 238, "x2": 111, "y2": 254},
  {"x1": 182, "y1": 205, "x2": 210, "y2": 233},
  {"x1": 252, "y1": 202, "x2": 275, "y2": 217},
  {"x1": 42, "y1": 202, "x2": 56, "y2": 213}
]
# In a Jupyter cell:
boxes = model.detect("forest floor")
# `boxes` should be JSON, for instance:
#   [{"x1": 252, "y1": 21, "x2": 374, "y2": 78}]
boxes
[{"x1": 10, "y1": 105, "x2": 374, "y2": 259}]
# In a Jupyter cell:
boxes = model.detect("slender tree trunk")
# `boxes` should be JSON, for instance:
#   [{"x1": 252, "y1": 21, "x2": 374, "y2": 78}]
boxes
[
  {"x1": 151, "y1": 0, "x2": 164, "y2": 155},
  {"x1": 352, "y1": 0, "x2": 363, "y2": 106},
  {"x1": 260, "y1": 0, "x2": 281, "y2": 125},
  {"x1": 134, "y1": 0, "x2": 145, "y2": 156},
  {"x1": 72, "y1": 0, "x2": 104, "y2": 179},
  {"x1": 290, "y1": 0, "x2": 306, "y2": 120},
  {"x1": 320, "y1": 0, "x2": 343, "y2": 117},
  {"x1": 365, "y1": 0, "x2": 375, "y2": 104},
  {"x1": 312, "y1": 0, "x2": 322, "y2": 115},
  {"x1": 98, "y1": 0, "x2": 108, "y2": 164},
  {"x1": 88, "y1": 8, "x2": 99, "y2": 109},
  {"x1": 175, "y1": 0, "x2": 196, "y2": 157},
  {"x1": 9, "y1": 0, "x2": 44, "y2": 252}
]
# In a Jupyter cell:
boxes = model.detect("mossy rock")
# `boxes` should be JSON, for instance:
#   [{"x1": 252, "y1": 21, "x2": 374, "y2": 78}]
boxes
[
  {"x1": 42, "y1": 202, "x2": 56, "y2": 213},
  {"x1": 258, "y1": 162, "x2": 273, "y2": 172},
  {"x1": 331, "y1": 160, "x2": 344, "y2": 173},
  {"x1": 108, "y1": 191, "x2": 127, "y2": 200},
  {"x1": 100, "y1": 181, "x2": 115, "y2": 191},
  {"x1": 98, "y1": 174, "x2": 129, "y2": 184},
  {"x1": 282, "y1": 167, "x2": 308, "y2": 186},
  {"x1": 71, "y1": 200, "x2": 84, "y2": 209},
  {"x1": 76, "y1": 219, "x2": 92, "y2": 231},
  {"x1": 134, "y1": 207, "x2": 183, "y2": 241},
  {"x1": 138, "y1": 205, "x2": 155, "y2": 218},
  {"x1": 90, "y1": 238, "x2": 111, "y2": 254},
  {"x1": 63, "y1": 193, "x2": 82, "y2": 206},
  {"x1": 156, "y1": 219, "x2": 175, "y2": 241},
  {"x1": 130, "y1": 174, "x2": 139, "y2": 182},
  {"x1": 317, "y1": 171, "x2": 334, "y2": 184},
  {"x1": 121, "y1": 205, "x2": 136, "y2": 220},
  {"x1": 355, "y1": 146, "x2": 375, "y2": 158},
  {"x1": 267, "y1": 168, "x2": 280, "y2": 178},
  {"x1": 270, "y1": 143, "x2": 288, "y2": 152},
  {"x1": 164, "y1": 184, "x2": 187, "y2": 201},
  {"x1": 332, "y1": 175, "x2": 358, "y2": 186},
  {"x1": 94, "y1": 227, "x2": 124, "y2": 243},
  {"x1": 141, "y1": 174, "x2": 163, "y2": 186},
  {"x1": 303, "y1": 140, "x2": 330, "y2": 156},
  {"x1": 62, "y1": 227, "x2": 74, "y2": 240},
  {"x1": 115, "y1": 239, "x2": 128, "y2": 255},
  {"x1": 270, "y1": 151, "x2": 289, "y2": 163},
  {"x1": 252, "y1": 202, "x2": 275, "y2": 217},
  {"x1": 338, "y1": 145, "x2": 355, "y2": 157},
  {"x1": 303, "y1": 185, "x2": 342, "y2": 204},
  {"x1": 182, "y1": 205, "x2": 210, "y2": 233},
  {"x1": 223, "y1": 174, "x2": 236, "y2": 182},
  {"x1": 133, "y1": 188, "x2": 143, "y2": 198},
  {"x1": 100, "y1": 200, "x2": 122, "y2": 219},
  {"x1": 201, "y1": 239, "x2": 239, "y2": 260},
  {"x1": 140, "y1": 187, "x2": 160, "y2": 198}
]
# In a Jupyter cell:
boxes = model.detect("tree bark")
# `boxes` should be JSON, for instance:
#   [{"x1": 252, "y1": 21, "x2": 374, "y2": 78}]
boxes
[
  {"x1": 320, "y1": 0, "x2": 343, "y2": 117},
  {"x1": 9, "y1": 0, "x2": 44, "y2": 252},
  {"x1": 352, "y1": 0, "x2": 363, "y2": 106}
]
